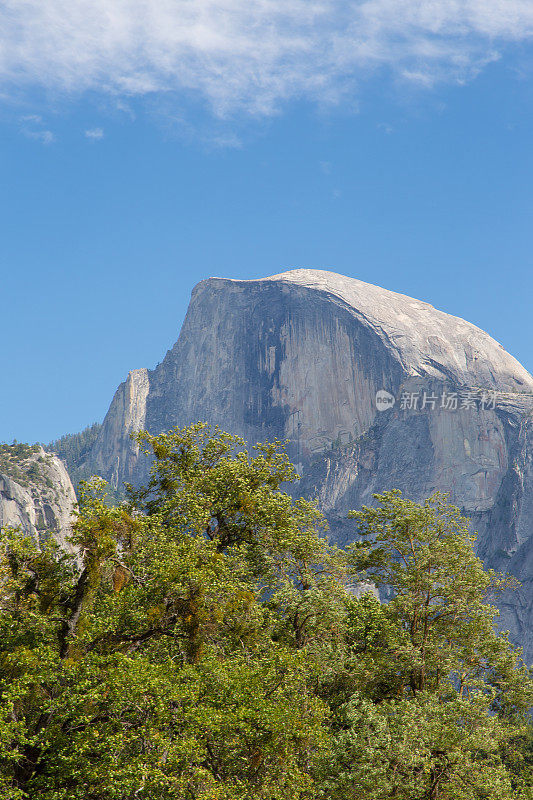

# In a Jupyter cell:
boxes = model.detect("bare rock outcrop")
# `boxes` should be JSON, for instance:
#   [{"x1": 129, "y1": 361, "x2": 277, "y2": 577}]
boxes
[
  {"x1": 90, "y1": 367, "x2": 150, "y2": 488},
  {"x1": 0, "y1": 444, "x2": 77, "y2": 554}
]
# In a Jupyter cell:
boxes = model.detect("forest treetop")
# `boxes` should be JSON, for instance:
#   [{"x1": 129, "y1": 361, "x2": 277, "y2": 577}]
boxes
[{"x1": 0, "y1": 422, "x2": 532, "y2": 799}]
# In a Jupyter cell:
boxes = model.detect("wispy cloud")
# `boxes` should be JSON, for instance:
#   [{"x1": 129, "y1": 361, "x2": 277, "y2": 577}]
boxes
[
  {"x1": 85, "y1": 127, "x2": 104, "y2": 140},
  {"x1": 25, "y1": 130, "x2": 56, "y2": 144},
  {"x1": 20, "y1": 114, "x2": 56, "y2": 144},
  {"x1": 1, "y1": 1, "x2": 532, "y2": 119},
  {"x1": 21, "y1": 114, "x2": 44, "y2": 124}
]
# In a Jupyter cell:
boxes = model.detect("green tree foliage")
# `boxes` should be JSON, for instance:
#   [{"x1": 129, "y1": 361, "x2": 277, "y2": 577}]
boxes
[
  {"x1": 0, "y1": 426, "x2": 531, "y2": 799},
  {"x1": 0, "y1": 443, "x2": 44, "y2": 488},
  {"x1": 48, "y1": 423, "x2": 103, "y2": 488},
  {"x1": 318, "y1": 492, "x2": 533, "y2": 799}
]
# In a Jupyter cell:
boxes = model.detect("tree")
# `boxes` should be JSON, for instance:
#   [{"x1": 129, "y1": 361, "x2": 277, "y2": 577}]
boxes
[
  {"x1": 130, "y1": 423, "x2": 349, "y2": 650},
  {"x1": 0, "y1": 431, "x2": 531, "y2": 799},
  {"x1": 0, "y1": 425, "x2": 344, "y2": 799},
  {"x1": 319, "y1": 491, "x2": 533, "y2": 799}
]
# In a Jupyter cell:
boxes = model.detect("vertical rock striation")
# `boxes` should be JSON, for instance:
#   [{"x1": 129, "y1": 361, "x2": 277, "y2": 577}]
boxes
[{"x1": 91, "y1": 367, "x2": 150, "y2": 487}]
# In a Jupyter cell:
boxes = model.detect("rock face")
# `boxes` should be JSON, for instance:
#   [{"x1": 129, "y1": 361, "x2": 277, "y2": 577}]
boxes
[
  {"x1": 91, "y1": 367, "x2": 150, "y2": 488},
  {"x1": 0, "y1": 444, "x2": 77, "y2": 554},
  {"x1": 81, "y1": 270, "x2": 533, "y2": 657}
]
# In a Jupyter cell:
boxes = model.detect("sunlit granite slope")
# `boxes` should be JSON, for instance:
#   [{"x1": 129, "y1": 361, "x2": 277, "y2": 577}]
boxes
[{"x1": 0, "y1": 445, "x2": 77, "y2": 554}]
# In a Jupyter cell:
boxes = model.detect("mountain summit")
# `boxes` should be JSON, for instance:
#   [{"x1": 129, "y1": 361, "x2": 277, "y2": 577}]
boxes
[{"x1": 77, "y1": 270, "x2": 533, "y2": 657}]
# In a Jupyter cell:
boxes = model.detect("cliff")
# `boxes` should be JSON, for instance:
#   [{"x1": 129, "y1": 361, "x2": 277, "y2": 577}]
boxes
[
  {"x1": 80, "y1": 269, "x2": 533, "y2": 657},
  {"x1": 0, "y1": 444, "x2": 77, "y2": 554}
]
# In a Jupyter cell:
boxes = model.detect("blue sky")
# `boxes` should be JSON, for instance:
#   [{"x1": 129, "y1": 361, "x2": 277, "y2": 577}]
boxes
[{"x1": 1, "y1": 1, "x2": 532, "y2": 444}]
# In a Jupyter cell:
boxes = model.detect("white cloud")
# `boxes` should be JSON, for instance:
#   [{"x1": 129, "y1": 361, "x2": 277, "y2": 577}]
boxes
[
  {"x1": 85, "y1": 127, "x2": 104, "y2": 139},
  {"x1": 21, "y1": 114, "x2": 44, "y2": 124},
  {"x1": 1, "y1": 1, "x2": 532, "y2": 118},
  {"x1": 20, "y1": 114, "x2": 56, "y2": 143},
  {"x1": 25, "y1": 129, "x2": 56, "y2": 144}
]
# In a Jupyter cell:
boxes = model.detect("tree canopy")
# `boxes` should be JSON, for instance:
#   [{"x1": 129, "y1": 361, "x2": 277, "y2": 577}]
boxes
[{"x1": 0, "y1": 423, "x2": 531, "y2": 799}]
